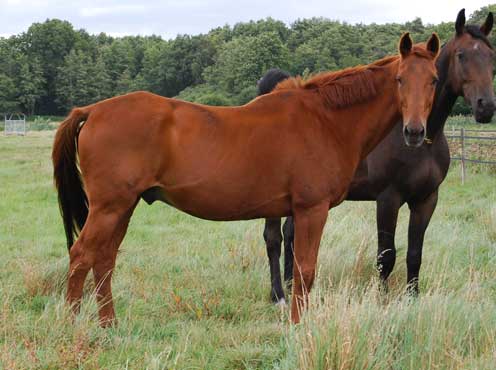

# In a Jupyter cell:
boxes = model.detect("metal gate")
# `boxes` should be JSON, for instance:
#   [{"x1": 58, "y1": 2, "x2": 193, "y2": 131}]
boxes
[{"x1": 4, "y1": 113, "x2": 26, "y2": 135}]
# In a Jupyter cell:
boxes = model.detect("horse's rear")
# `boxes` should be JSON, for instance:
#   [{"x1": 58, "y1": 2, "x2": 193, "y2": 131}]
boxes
[{"x1": 53, "y1": 91, "x2": 174, "y2": 325}]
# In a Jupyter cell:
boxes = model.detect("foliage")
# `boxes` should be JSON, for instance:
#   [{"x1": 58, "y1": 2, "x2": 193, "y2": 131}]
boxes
[
  {"x1": 0, "y1": 6, "x2": 494, "y2": 117},
  {"x1": 0, "y1": 73, "x2": 19, "y2": 112},
  {"x1": 177, "y1": 84, "x2": 234, "y2": 106},
  {"x1": 28, "y1": 116, "x2": 58, "y2": 131},
  {"x1": 203, "y1": 32, "x2": 289, "y2": 102}
]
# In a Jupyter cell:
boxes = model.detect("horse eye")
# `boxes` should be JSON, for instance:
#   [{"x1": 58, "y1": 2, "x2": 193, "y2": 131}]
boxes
[
  {"x1": 396, "y1": 76, "x2": 402, "y2": 85},
  {"x1": 432, "y1": 78, "x2": 439, "y2": 85},
  {"x1": 456, "y1": 52, "x2": 464, "y2": 61}
]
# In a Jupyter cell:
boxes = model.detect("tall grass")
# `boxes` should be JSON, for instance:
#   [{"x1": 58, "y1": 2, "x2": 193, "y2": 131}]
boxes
[{"x1": 0, "y1": 132, "x2": 495, "y2": 369}]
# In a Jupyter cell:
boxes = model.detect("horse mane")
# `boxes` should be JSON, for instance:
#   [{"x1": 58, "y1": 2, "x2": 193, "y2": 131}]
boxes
[
  {"x1": 274, "y1": 46, "x2": 432, "y2": 109},
  {"x1": 464, "y1": 25, "x2": 493, "y2": 49}
]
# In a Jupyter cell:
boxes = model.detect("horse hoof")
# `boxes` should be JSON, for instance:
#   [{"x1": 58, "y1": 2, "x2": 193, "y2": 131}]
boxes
[{"x1": 275, "y1": 298, "x2": 287, "y2": 307}]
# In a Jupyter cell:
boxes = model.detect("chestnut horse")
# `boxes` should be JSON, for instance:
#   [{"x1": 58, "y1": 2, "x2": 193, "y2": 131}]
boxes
[
  {"x1": 53, "y1": 33, "x2": 439, "y2": 325},
  {"x1": 262, "y1": 9, "x2": 495, "y2": 304}
]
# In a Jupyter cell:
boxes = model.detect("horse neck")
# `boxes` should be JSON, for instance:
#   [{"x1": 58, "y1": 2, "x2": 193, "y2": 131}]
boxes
[
  {"x1": 336, "y1": 60, "x2": 402, "y2": 159},
  {"x1": 426, "y1": 43, "x2": 459, "y2": 140}
]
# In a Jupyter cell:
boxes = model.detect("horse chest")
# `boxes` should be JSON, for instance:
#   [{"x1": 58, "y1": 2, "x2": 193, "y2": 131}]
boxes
[{"x1": 397, "y1": 153, "x2": 447, "y2": 199}]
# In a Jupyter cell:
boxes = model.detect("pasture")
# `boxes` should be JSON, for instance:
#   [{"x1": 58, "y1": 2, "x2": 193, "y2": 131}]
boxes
[{"x1": 0, "y1": 130, "x2": 495, "y2": 369}]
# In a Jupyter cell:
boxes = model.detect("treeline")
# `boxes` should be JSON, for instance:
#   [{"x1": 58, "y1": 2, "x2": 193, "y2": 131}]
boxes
[{"x1": 0, "y1": 5, "x2": 494, "y2": 116}]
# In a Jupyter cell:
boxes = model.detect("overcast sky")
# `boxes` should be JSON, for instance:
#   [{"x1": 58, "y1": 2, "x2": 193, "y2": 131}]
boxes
[{"x1": 0, "y1": 0, "x2": 492, "y2": 39}]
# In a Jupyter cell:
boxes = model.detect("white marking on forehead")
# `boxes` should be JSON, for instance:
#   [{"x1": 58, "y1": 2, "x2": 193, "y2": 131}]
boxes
[{"x1": 474, "y1": 43, "x2": 480, "y2": 50}]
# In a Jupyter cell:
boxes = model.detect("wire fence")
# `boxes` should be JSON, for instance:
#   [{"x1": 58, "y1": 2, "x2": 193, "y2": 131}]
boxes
[{"x1": 445, "y1": 127, "x2": 496, "y2": 183}]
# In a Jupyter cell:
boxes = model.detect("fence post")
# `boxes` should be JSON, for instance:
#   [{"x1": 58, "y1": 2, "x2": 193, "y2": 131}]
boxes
[{"x1": 460, "y1": 127, "x2": 466, "y2": 184}]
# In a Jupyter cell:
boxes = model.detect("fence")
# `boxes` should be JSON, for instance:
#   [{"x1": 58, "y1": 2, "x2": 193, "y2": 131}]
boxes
[
  {"x1": 3, "y1": 113, "x2": 26, "y2": 135},
  {"x1": 445, "y1": 127, "x2": 496, "y2": 183}
]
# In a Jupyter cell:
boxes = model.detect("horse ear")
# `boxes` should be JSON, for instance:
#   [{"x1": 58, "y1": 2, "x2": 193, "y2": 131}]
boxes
[
  {"x1": 426, "y1": 33, "x2": 440, "y2": 58},
  {"x1": 455, "y1": 8, "x2": 466, "y2": 36},
  {"x1": 399, "y1": 32, "x2": 413, "y2": 58},
  {"x1": 481, "y1": 12, "x2": 494, "y2": 35}
]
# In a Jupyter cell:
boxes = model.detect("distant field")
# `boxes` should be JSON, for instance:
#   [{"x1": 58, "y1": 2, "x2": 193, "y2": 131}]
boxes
[{"x1": 0, "y1": 131, "x2": 495, "y2": 369}]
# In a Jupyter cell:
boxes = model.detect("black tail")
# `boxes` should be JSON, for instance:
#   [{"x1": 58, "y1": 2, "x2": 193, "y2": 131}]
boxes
[
  {"x1": 52, "y1": 107, "x2": 90, "y2": 249},
  {"x1": 257, "y1": 68, "x2": 291, "y2": 96}
]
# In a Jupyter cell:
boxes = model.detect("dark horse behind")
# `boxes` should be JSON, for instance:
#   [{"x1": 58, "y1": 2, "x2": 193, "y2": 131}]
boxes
[{"x1": 262, "y1": 9, "x2": 495, "y2": 304}]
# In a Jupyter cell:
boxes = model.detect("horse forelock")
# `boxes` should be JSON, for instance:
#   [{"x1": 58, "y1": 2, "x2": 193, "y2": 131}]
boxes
[
  {"x1": 409, "y1": 45, "x2": 438, "y2": 59},
  {"x1": 465, "y1": 25, "x2": 493, "y2": 49}
]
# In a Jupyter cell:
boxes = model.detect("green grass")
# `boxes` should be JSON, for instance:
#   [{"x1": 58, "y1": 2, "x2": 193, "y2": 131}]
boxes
[
  {"x1": 446, "y1": 115, "x2": 496, "y2": 130},
  {"x1": 0, "y1": 131, "x2": 495, "y2": 369}
]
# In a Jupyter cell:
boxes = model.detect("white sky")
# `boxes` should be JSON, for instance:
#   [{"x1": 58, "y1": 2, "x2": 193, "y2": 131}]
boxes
[{"x1": 0, "y1": 0, "x2": 492, "y2": 39}]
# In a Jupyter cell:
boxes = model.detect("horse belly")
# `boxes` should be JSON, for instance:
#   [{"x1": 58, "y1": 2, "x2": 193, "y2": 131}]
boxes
[{"x1": 149, "y1": 181, "x2": 292, "y2": 221}]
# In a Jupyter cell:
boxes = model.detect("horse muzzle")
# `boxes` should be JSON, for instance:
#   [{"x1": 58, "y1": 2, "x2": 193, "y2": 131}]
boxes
[
  {"x1": 474, "y1": 97, "x2": 495, "y2": 123},
  {"x1": 403, "y1": 123, "x2": 426, "y2": 148}
]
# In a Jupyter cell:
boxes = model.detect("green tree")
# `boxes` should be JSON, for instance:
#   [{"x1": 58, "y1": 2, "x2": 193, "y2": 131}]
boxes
[
  {"x1": 114, "y1": 69, "x2": 135, "y2": 95},
  {"x1": 232, "y1": 18, "x2": 290, "y2": 42},
  {"x1": 140, "y1": 42, "x2": 168, "y2": 94},
  {"x1": 204, "y1": 32, "x2": 289, "y2": 102},
  {"x1": 56, "y1": 49, "x2": 103, "y2": 110},
  {"x1": 469, "y1": 5, "x2": 496, "y2": 24},
  {"x1": 177, "y1": 84, "x2": 233, "y2": 106},
  {"x1": 23, "y1": 19, "x2": 78, "y2": 114},
  {"x1": 0, "y1": 73, "x2": 18, "y2": 112},
  {"x1": 16, "y1": 55, "x2": 45, "y2": 115},
  {"x1": 87, "y1": 54, "x2": 113, "y2": 101},
  {"x1": 468, "y1": 5, "x2": 496, "y2": 47}
]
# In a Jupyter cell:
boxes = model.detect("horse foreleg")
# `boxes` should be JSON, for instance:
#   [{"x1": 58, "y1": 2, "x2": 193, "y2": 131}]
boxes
[
  {"x1": 406, "y1": 190, "x2": 438, "y2": 295},
  {"x1": 376, "y1": 189, "x2": 404, "y2": 291},
  {"x1": 290, "y1": 202, "x2": 329, "y2": 324}
]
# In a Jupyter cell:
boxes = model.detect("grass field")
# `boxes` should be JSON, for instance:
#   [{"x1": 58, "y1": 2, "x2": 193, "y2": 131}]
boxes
[{"x1": 0, "y1": 131, "x2": 495, "y2": 369}]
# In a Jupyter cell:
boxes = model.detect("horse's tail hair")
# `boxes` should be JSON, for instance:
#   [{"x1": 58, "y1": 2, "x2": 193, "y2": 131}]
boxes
[{"x1": 52, "y1": 107, "x2": 90, "y2": 250}]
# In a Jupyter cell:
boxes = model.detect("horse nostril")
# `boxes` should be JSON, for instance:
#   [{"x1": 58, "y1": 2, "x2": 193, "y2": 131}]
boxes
[
  {"x1": 477, "y1": 98, "x2": 484, "y2": 108},
  {"x1": 404, "y1": 125, "x2": 424, "y2": 137}
]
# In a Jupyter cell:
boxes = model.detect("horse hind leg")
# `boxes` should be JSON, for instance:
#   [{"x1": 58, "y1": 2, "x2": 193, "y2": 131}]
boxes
[
  {"x1": 67, "y1": 196, "x2": 137, "y2": 326},
  {"x1": 283, "y1": 217, "x2": 295, "y2": 288},
  {"x1": 263, "y1": 218, "x2": 285, "y2": 304}
]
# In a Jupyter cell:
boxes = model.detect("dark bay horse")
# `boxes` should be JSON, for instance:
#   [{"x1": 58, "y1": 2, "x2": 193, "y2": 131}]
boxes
[
  {"x1": 262, "y1": 9, "x2": 495, "y2": 304},
  {"x1": 53, "y1": 33, "x2": 440, "y2": 325}
]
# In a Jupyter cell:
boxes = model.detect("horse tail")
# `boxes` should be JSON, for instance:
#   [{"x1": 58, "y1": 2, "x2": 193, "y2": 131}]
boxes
[
  {"x1": 52, "y1": 107, "x2": 91, "y2": 250},
  {"x1": 257, "y1": 68, "x2": 291, "y2": 96}
]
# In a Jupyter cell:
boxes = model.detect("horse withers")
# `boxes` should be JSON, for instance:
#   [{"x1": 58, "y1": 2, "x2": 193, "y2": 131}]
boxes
[
  {"x1": 53, "y1": 33, "x2": 440, "y2": 326},
  {"x1": 263, "y1": 9, "x2": 495, "y2": 304}
]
